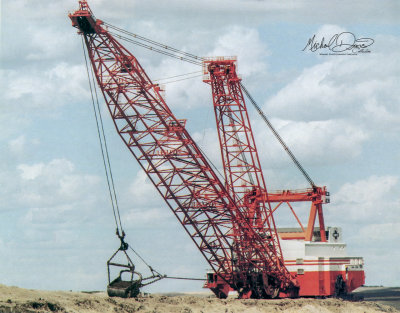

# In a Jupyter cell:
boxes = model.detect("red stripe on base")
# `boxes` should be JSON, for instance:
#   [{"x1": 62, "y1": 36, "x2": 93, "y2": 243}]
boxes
[{"x1": 280, "y1": 269, "x2": 365, "y2": 297}]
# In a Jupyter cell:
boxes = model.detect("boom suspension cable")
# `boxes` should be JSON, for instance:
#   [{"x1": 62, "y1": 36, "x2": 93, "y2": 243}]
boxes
[
  {"x1": 104, "y1": 22, "x2": 203, "y2": 61},
  {"x1": 153, "y1": 70, "x2": 202, "y2": 82},
  {"x1": 154, "y1": 74, "x2": 203, "y2": 85},
  {"x1": 104, "y1": 21, "x2": 316, "y2": 187},
  {"x1": 109, "y1": 31, "x2": 202, "y2": 66},
  {"x1": 240, "y1": 83, "x2": 316, "y2": 187}
]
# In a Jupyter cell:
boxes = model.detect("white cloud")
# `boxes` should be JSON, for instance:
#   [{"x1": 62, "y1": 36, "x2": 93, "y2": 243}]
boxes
[
  {"x1": 362, "y1": 248, "x2": 400, "y2": 287},
  {"x1": 123, "y1": 207, "x2": 172, "y2": 227},
  {"x1": 329, "y1": 175, "x2": 399, "y2": 222},
  {"x1": 254, "y1": 118, "x2": 369, "y2": 168},
  {"x1": 322, "y1": 176, "x2": 400, "y2": 286},
  {"x1": 345, "y1": 221, "x2": 400, "y2": 286},
  {"x1": 2, "y1": 63, "x2": 89, "y2": 110},
  {"x1": 18, "y1": 163, "x2": 45, "y2": 180},
  {"x1": 142, "y1": 25, "x2": 269, "y2": 111},
  {"x1": 5, "y1": 159, "x2": 102, "y2": 211},
  {"x1": 148, "y1": 59, "x2": 208, "y2": 111},
  {"x1": 192, "y1": 127, "x2": 223, "y2": 168},
  {"x1": 26, "y1": 27, "x2": 77, "y2": 61},
  {"x1": 127, "y1": 170, "x2": 160, "y2": 205},
  {"x1": 0, "y1": 157, "x2": 114, "y2": 273},
  {"x1": 209, "y1": 26, "x2": 269, "y2": 78},
  {"x1": 265, "y1": 34, "x2": 400, "y2": 134},
  {"x1": 335, "y1": 175, "x2": 398, "y2": 205},
  {"x1": 358, "y1": 222, "x2": 400, "y2": 244},
  {"x1": 22, "y1": 205, "x2": 84, "y2": 227},
  {"x1": 8, "y1": 135, "x2": 27, "y2": 155},
  {"x1": 314, "y1": 24, "x2": 347, "y2": 41},
  {"x1": 91, "y1": 0, "x2": 399, "y2": 25}
]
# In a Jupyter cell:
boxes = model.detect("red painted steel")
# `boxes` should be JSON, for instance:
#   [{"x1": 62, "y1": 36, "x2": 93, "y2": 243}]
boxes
[
  {"x1": 202, "y1": 58, "x2": 328, "y2": 247},
  {"x1": 267, "y1": 187, "x2": 328, "y2": 241},
  {"x1": 201, "y1": 59, "x2": 358, "y2": 297},
  {"x1": 69, "y1": 1, "x2": 297, "y2": 299},
  {"x1": 202, "y1": 58, "x2": 294, "y2": 296},
  {"x1": 287, "y1": 269, "x2": 365, "y2": 297},
  {"x1": 207, "y1": 266, "x2": 365, "y2": 298},
  {"x1": 70, "y1": 0, "x2": 364, "y2": 299}
]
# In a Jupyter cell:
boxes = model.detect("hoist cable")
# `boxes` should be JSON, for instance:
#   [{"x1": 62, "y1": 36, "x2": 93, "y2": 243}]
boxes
[
  {"x1": 88, "y1": 54, "x2": 124, "y2": 233},
  {"x1": 81, "y1": 36, "x2": 123, "y2": 232},
  {"x1": 82, "y1": 28, "x2": 207, "y2": 288},
  {"x1": 83, "y1": 35, "x2": 170, "y2": 284}
]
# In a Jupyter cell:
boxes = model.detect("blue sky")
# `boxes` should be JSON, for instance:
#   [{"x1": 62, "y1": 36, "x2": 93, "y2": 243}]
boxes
[{"x1": 1, "y1": 0, "x2": 399, "y2": 292}]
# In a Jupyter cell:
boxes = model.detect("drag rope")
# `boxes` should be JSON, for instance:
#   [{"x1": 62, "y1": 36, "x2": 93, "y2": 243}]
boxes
[{"x1": 164, "y1": 276, "x2": 206, "y2": 281}]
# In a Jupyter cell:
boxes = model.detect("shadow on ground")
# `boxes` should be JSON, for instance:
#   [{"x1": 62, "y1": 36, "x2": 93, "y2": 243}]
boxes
[{"x1": 353, "y1": 287, "x2": 400, "y2": 311}]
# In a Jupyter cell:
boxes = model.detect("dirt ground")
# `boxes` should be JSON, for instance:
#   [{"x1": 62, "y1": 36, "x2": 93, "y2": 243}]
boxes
[{"x1": 0, "y1": 284, "x2": 399, "y2": 313}]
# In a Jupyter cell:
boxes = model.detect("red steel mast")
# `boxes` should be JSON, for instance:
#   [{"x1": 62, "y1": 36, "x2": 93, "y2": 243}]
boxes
[{"x1": 202, "y1": 58, "x2": 291, "y2": 297}]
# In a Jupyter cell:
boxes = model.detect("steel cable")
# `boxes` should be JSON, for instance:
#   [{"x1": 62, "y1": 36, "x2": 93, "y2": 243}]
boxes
[
  {"x1": 83, "y1": 35, "x2": 193, "y2": 285},
  {"x1": 104, "y1": 22, "x2": 204, "y2": 62},
  {"x1": 155, "y1": 74, "x2": 203, "y2": 85},
  {"x1": 164, "y1": 276, "x2": 206, "y2": 281},
  {"x1": 81, "y1": 35, "x2": 124, "y2": 233},
  {"x1": 109, "y1": 31, "x2": 202, "y2": 66},
  {"x1": 153, "y1": 70, "x2": 202, "y2": 82},
  {"x1": 88, "y1": 53, "x2": 124, "y2": 233},
  {"x1": 240, "y1": 83, "x2": 316, "y2": 187},
  {"x1": 104, "y1": 22, "x2": 316, "y2": 187}
]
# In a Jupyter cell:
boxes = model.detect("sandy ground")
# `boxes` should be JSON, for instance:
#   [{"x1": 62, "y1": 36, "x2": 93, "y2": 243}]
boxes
[{"x1": 0, "y1": 284, "x2": 399, "y2": 313}]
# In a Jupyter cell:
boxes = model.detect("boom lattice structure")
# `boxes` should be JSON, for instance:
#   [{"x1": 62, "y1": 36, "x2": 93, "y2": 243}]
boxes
[{"x1": 69, "y1": 0, "x2": 297, "y2": 299}]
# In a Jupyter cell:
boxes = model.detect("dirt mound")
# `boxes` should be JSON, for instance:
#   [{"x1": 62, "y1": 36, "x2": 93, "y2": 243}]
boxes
[{"x1": 0, "y1": 284, "x2": 398, "y2": 313}]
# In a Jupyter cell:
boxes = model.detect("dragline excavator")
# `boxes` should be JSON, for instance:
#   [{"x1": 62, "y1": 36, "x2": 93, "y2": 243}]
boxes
[{"x1": 69, "y1": 0, "x2": 365, "y2": 299}]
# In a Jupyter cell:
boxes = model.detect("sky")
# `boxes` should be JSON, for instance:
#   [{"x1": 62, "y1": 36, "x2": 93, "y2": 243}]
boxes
[{"x1": 0, "y1": 0, "x2": 399, "y2": 293}]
